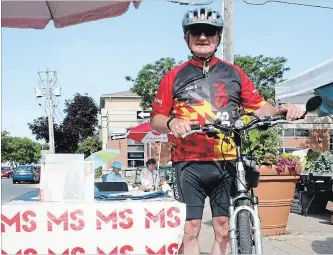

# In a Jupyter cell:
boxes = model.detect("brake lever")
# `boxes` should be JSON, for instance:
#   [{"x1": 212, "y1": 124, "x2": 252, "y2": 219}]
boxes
[{"x1": 181, "y1": 129, "x2": 203, "y2": 139}]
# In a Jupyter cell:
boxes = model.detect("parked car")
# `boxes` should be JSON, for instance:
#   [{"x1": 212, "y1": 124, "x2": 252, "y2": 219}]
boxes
[
  {"x1": 12, "y1": 165, "x2": 40, "y2": 184},
  {"x1": 1, "y1": 166, "x2": 14, "y2": 178}
]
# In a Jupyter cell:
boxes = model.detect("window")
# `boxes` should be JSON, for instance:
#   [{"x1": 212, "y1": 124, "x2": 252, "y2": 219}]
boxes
[
  {"x1": 295, "y1": 129, "x2": 310, "y2": 137},
  {"x1": 128, "y1": 152, "x2": 144, "y2": 159},
  {"x1": 279, "y1": 147, "x2": 305, "y2": 154},
  {"x1": 284, "y1": 129, "x2": 294, "y2": 137},
  {"x1": 127, "y1": 139, "x2": 145, "y2": 167},
  {"x1": 283, "y1": 128, "x2": 310, "y2": 137}
]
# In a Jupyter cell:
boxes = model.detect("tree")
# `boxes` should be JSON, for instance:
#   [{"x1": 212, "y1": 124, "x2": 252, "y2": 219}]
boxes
[
  {"x1": 234, "y1": 55, "x2": 290, "y2": 103},
  {"x1": 28, "y1": 116, "x2": 78, "y2": 153},
  {"x1": 77, "y1": 136, "x2": 102, "y2": 158},
  {"x1": 125, "y1": 57, "x2": 183, "y2": 109},
  {"x1": 235, "y1": 55, "x2": 290, "y2": 160},
  {"x1": 41, "y1": 143, "x2": 50, "y2": 150},
  {"x1": 28, "y1": 93, "x2": 99, "y2": 153},
  {"x1": 1, "y1": 131, "x2": 12, "y2": 163},
  {"x1": 1, "y1": 131, "x2": 41, "y2": 166},
  {"x1": 63, "y1": 93, "x2": 99, "y2": 141}
]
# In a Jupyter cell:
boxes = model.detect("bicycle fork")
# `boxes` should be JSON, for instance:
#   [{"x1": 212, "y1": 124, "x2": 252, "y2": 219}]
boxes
[
  {"x1": 229, "y1": 204, "x2": 263, "y2": 255},
  {"x1": 228, "y1": 160, "x2": 263, "y2": 255}
]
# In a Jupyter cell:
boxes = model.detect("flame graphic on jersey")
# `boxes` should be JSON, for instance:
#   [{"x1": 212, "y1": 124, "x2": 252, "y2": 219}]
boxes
[
  {"x1": 172, "y1": 99, "x2": 237, "y2": 160},
  {"x1": 213, "y1": 135, "x2": 236, "y2": 160},
  {"x1": 173, "y1": 99, "x2": 216, "y2": 123},
  {"x1": 191, "y1": 100, "x2": 216, "y2": 123}
]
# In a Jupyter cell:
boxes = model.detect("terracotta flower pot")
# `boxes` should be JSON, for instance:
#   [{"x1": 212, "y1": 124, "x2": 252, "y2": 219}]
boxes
[
  {"x1": 281, "y1": 165, "x2": 302, "y2": 175},
  {"x1": 258, "y1": 165, "x2": 277, "y2": 175},
  {"x1": 259, "y1": 165, "x2": 302, "y2": 176},
  {"x1": 255, "y1": 165, "x2": 300, "y2": 236}
]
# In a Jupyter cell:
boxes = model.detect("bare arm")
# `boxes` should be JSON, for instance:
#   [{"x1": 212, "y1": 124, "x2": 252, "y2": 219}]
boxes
[
  {"x1": 254, "y1": 102, "x2": 304, "y2": 120},
  {"x1": 151, "y1": 114, "x2": 171, "y2": 134},
  {"x1": 151, "y1": 114, "x2": 199, "y2": 137},
  {"x1": 254, "y1": 102, "x2": 279, "y2": 118}
]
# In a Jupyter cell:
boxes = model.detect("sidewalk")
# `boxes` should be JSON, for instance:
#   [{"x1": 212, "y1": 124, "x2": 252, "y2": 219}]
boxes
[{"x1": 199, "y1": 199, "x2": 333, "y2": 254}]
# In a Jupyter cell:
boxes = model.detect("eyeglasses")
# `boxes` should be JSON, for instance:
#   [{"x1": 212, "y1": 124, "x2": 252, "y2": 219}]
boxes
[{"x1": 189, "y1": 25, "x2": 218, "y2": 37}]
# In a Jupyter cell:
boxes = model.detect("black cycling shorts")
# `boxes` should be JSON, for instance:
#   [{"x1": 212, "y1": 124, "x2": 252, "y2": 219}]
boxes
[{"x1": 171, "y1": 161, "x2": 237, "y2": 220}]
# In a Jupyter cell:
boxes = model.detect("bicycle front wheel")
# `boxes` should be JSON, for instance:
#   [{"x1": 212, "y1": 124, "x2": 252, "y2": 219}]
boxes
[{"x1": 237, "y1": 200, "x2": 253, "y2": 254}]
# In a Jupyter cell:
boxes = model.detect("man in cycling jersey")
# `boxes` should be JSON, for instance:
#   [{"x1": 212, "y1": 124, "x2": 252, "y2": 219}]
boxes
[{"x1": 151, "y1": 7, "x2": 304, "y2": 254}]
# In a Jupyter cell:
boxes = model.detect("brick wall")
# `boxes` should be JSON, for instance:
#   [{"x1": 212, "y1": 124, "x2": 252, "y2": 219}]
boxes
[{"x1": 283, "y1": 129, "x2": 330, "y2": 152}]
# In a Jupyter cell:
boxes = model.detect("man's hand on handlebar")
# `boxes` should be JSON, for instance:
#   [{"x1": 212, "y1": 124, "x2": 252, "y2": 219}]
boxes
[
  {"x1": 278, "y1": 104, "x2": 305, "y2": 121},
  {"x1": 168, "y1": 118, "x2": 199, "y2": 138}
]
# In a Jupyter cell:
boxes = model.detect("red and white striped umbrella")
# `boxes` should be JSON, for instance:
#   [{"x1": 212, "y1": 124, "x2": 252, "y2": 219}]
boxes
[{"x1": 1, "y1": 1, "x2": 141, "y2": 29}]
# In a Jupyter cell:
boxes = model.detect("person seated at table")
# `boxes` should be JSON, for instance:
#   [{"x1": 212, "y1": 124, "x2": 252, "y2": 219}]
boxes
[
  {"x1": 140, "y1": 158, "x2": 160, "y2": 191},
  {"x1": 104, "y1": 161, "x2": 124, "y2": 182}
]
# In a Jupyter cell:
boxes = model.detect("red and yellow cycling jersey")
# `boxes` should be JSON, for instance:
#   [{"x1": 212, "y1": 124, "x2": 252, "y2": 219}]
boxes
[{"x1": 151, "y1": 57, "x2": 266, "y2": 162}]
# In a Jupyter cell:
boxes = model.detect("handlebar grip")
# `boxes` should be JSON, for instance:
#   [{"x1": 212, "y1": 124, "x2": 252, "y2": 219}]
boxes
[
  {"x1": 296, "y1": 113, "x2": 306, "y2": 120},
  {"x1": 262, "y1": 115, "x2": 285, "y2": 121},
  {"x1": 271, "y1": 115, "x2": 286, "y2": 121},
  {"x1": 190, "y1": 125, "x2": 201, "y2": 130}
]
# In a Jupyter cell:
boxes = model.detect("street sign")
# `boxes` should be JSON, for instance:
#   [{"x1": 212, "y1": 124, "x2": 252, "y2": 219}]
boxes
[{"x1": 136, "y1": 111, "x2": 151, "y2": 119}]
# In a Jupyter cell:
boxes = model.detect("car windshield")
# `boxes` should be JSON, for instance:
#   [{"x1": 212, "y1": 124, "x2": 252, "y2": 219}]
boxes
[{"x1": 15, "y1": 166, "x2": 32, "y2": 172}]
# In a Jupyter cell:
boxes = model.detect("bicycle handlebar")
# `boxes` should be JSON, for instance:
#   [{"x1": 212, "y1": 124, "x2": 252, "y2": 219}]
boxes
[{"x1": 181, "y1": 114, "x2": 297, "y2": 139}]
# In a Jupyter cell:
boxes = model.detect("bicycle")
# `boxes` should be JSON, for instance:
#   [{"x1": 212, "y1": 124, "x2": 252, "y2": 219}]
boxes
[{"x1": 181, "y1": 95, "x2": 322, "y2": 255}]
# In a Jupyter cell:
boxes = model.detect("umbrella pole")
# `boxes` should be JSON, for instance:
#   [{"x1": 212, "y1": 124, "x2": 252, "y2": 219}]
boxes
[
  {"x1": 150, "y1": 143, "x2": 152, "y2": 159},
  {"x1": 157, "y1": 142, "x2": 162, "y2": 170}
]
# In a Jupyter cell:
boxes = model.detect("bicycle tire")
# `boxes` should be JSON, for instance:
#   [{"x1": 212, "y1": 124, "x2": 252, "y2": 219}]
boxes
[{"x1": 237, "y1": 202, "x2": 253, "y2": 254}]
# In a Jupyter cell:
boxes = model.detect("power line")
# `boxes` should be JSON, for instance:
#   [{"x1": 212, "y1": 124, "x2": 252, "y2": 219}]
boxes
[{"x1": 242, "y1": 0, "x2": 333, "y2": 10}]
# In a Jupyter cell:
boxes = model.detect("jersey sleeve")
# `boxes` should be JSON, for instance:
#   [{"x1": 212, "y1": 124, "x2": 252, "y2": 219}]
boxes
[
  {"x1": 235, "y1": 66, "x2": 267, "y2": 113},
  {"x1": 151, "y1": 71, "x2": 174, "y2": 118}
]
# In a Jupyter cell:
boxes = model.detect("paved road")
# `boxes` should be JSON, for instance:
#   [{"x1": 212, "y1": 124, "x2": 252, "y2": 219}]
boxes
[{"x1": 1, "y1": 178, "x2": 38, "y2": 203}]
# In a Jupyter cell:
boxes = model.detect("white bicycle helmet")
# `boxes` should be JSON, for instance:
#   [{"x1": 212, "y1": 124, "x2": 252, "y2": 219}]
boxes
[{"x1": 182, "y1": 7, "x2": 224, "y2": 33}]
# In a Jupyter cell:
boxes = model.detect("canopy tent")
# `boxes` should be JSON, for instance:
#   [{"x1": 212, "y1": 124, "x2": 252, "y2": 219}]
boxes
[
  {"x1": 1, "y1": 0, "x2": 211, "y2": 30},
  {"x1": 275, "y1": 58, "x2": 333, "y2": 105},
  {"x1": 275, "y1": 58, "x2": 333, "y2": 129},
  {"x1": 1, "y1": 1, "x2": 142, "y2": 29}
]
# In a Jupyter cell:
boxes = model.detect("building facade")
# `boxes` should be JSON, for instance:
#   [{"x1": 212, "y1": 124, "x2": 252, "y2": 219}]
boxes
[
  {"x1": 99, "y1": 91, "x2": 171, "y2": 168},
  {"x1": 281, "y1": 128, "x2": 332, "y2": 153}
]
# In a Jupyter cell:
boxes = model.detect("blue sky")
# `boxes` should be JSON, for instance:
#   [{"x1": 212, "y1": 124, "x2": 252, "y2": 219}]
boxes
[{"x1": 2, "y1": 0, "x2": 333, "y2": 141}]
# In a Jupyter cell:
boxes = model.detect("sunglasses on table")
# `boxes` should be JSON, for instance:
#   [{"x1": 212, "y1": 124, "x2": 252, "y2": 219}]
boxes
[{"x1": 189, "y1": 25, "x2": 219, "y2": 37}]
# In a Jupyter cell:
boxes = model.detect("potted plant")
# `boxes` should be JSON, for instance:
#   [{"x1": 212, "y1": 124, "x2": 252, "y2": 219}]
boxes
[
  {"x1": 276, "y1": 153, "x2": 302, "y2": 175},
  {"x1": 304, "y1": 150, "x2": 321, "y2": 172},
  {"x1": 244, "y1": 127, "x2": 300, "y2": 236},
  {"x1": 306, "y1": 151, "x2": 333, "y2": 174},
  {"x1": 258, "y1": 153, "x2": 280, "y2": 175}
]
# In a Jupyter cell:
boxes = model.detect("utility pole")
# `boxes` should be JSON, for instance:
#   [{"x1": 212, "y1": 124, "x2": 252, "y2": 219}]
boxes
[
  {"x1": 35, "y1": 69, "x2": 61, "y2": 154},
  {"x1": 222, "y1": 0, "x2": 234, "y2": 64}
]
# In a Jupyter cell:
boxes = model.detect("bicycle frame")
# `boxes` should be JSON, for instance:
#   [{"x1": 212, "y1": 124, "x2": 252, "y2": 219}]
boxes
[{"x1": 228, "y1": 131, "x2": 263, "y2": 255}]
